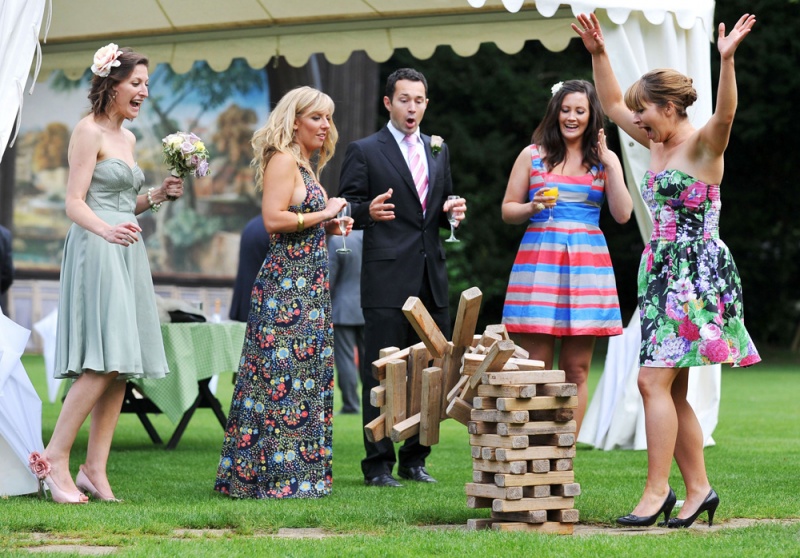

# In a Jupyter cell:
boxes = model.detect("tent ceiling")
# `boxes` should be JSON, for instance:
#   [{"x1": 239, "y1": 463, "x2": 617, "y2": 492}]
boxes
[{"x1": 39, "y1": 0, "x2": 714, "y2": 79}]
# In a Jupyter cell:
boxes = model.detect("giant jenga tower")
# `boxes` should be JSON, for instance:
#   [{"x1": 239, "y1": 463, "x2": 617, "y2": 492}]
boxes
[{"x1": 364, "y1": 287, "x2": 581, "y2": 534}]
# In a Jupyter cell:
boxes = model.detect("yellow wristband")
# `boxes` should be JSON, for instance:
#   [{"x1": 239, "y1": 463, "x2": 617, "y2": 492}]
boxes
[{"x1": 296, "y1": 212, "x2": 304, "y2": 232}]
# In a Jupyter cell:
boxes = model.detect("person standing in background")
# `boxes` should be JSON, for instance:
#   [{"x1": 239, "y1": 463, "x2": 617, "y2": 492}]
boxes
[
  {"x1": 0, "y1": 224, "x2": 13, "y2": 314},
  {"x1": 328, "y1": 229, "x2": 364, "y2": 415},
  {"x1": 229, "y1": 215, "x2": 271, "y2": 322}
]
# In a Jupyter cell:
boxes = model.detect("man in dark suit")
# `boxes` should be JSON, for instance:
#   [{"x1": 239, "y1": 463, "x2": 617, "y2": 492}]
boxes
[
  {"x1": 229, "y1": 216, "x2": 270, "y2": 322},
  {"x1": 0, "y1": 224, "x2": 13, "y2": 314},
  {"x1": 328, "y1": 230, "x2": 364, "y2": 415},
  {"x1": 339, "y1": 68, "x2": 466, "y2": 487}
]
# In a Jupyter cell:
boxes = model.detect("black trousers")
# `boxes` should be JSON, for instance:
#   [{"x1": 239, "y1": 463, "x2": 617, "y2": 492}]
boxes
[{"x1": 360, "y1": 266, "x2": 451, "y2": 479}]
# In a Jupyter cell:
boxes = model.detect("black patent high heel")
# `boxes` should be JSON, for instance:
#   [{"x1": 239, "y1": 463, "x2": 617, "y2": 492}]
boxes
[
  {"x1": 617, "y1": 487, "x2": 677, "y2": 527},
  {"x1": 667, "y1": 488, "x2": 719, "y2": 528}
]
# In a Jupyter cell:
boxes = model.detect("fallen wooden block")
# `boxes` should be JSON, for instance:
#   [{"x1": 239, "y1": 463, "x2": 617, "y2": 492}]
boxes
[
  {"x1": 446, "y1": 375, "x2": 469, "y2": 402},
  {"x1": 364, "y1": 414, "x2": 385, "y2": 443},
  {"x1": 402, "y1": 297, "x2": 449, "y2": 358},
  {"x1": 468, "y1": 340, "x2": 517, "y2": 388},
  {"x1": 370, "y1": 385, "x2": 386, "y2": 407},
  {"x1": 385, "y1": 359, "x2": 407, "y2": 435},
  {"x1": 390, "y1": 414, "x2": 420, "y2": 442},
  {"x1": 420, "y1": 367, "x2": 443, "y2": 446},
  {"x1": 446, "y1": 396, "x2": 473, "y2": 426},
  {"x1": 407, "y1": 344, "x2": 430, "y2": 416},
  {"x1": 371, "y1": 345, "x2": 404, "y2": 380},
  {"x1": 484, "y1": 324, "x2": 510, "y2": 341}
]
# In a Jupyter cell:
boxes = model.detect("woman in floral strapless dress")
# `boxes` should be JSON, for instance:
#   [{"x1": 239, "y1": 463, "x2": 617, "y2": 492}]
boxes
[
  {"x1": 214, "y1": 87, "x2": 350, "y2": 499},
  {"x1": 575, "y1": 13, "x2": 759, "y2": 528}
]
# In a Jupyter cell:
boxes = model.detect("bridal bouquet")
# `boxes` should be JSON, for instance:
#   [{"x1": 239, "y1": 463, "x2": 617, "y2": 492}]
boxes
[{"x1": 162, "y1": 131, "x2": 211, "y2": 178}]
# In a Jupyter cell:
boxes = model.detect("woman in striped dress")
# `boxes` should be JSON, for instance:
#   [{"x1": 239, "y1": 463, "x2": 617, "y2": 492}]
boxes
[{"x1": 501, "y1": 79, "x2": 632, "y2": 435}]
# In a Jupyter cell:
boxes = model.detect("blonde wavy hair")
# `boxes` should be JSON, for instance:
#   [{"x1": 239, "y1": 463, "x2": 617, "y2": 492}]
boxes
[{"x1": 251, "y1": 86, "x2": 338, "y2": 191}]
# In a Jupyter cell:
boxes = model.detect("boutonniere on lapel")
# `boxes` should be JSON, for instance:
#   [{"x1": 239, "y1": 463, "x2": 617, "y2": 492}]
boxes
[{"x1": 430, "y1": 135, "x2": 443, "y2": 157}]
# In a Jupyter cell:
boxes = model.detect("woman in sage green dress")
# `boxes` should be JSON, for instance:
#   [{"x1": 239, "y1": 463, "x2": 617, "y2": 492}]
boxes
[{"x1": 30, "y1": 44, "x2": 184, "y2": 504}]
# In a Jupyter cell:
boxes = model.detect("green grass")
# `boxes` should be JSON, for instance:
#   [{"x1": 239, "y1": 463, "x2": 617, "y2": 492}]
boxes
[{"x1": 1, "y1": 348, "x2": 798, "y2": 557}]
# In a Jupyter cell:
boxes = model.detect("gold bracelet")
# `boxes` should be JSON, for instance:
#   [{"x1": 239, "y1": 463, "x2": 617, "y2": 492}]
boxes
[{"x1": 296, "y1": 212, "x2": 304, "y2": 232}]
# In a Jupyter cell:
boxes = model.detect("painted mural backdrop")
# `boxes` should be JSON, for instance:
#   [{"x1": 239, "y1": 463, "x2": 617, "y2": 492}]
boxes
[{"x1": 15, "y1": 58, "x2": 269, "y2": 278}]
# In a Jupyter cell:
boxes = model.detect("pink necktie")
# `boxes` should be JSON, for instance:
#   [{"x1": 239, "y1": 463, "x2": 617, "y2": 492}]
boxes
[{"x1": 403, "y1": 134, "x2": 428, "y2": 213}]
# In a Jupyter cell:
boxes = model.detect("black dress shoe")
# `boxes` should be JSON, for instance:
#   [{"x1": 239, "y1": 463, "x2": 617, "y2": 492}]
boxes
[
  {"x1": 617, "y1": 487, "x2": 677, "y2": 527},
  {"x1": 397, "y1": 466, "x2": 437, "y2": 483},
  {"x1": 364, "y1": 473, "x2": 402, "y2": 487}
]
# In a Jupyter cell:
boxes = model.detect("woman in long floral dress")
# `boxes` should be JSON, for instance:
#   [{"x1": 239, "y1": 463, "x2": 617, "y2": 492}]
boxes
[
  {"x1": 214, "y1": 87, "x2": 350, "y2": 499},
  {"x1": 574, "y1": 13, "x2": 760, "y2": 527}
]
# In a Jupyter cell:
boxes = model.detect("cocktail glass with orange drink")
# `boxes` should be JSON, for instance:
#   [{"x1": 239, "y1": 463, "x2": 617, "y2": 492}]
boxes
[{"x1": 541, "y1": 186, "x2": 559, "y2": 221}]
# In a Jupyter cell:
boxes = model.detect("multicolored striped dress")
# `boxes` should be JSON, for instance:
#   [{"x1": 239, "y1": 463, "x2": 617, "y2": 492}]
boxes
[{"x1": 502, "y1": 145, "x2": 623, "y2": 337}]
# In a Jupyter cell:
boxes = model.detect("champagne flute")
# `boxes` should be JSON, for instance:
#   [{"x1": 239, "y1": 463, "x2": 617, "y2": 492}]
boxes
[
  {"x1": 336, "y1": 202, "x2": 351, "y2": 253},
  {"x1": 446, "y1": 195, "x2": 461, "y2": 243},
  {"x1": 542, "y1": 186, "x2": 559, "y2": 222}
]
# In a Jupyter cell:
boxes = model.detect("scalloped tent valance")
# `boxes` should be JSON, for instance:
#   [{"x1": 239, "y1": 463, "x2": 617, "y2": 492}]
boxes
[{"x1": 36, "y1": 0, "x2": 715, "y2": 80}]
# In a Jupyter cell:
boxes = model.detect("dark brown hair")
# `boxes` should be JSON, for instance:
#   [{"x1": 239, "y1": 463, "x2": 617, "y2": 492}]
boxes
[
  {"x1": 532, "y1": 79, "x2": 604, "y2": 172},
  {"x1": 88, "y1": 48, "x2": 149, "y2": 116}
]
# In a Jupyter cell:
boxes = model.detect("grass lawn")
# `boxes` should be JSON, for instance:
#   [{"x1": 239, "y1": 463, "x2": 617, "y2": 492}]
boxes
[{"x1": 1, "y1": 345, "x2": 798, "y2": 557}]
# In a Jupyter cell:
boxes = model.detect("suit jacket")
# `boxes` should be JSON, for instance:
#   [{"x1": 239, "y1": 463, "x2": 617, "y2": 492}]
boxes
[
  {"x1": 327, "y1": 229, "x2": 365, "y2": 326},
  {"x1": 229, "y1": 216, "x2": 270, "y2": 322},
  {"x1": 339, "y1": 126, "x2": 454, "y2": 309}
]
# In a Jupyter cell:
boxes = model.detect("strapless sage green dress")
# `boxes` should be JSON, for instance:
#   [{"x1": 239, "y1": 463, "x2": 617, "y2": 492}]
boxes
[{"x1": 54, "y1": 158, "x2": 169, "y2": 379}]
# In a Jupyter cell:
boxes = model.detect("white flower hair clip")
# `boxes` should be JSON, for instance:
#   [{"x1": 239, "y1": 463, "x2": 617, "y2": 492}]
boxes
[
  {"x1": 91, "y1": 43, "x2": 123, "y2": 77},
  {"x1": 551, "y1": 81, "x2": 564, "y2": 96}
]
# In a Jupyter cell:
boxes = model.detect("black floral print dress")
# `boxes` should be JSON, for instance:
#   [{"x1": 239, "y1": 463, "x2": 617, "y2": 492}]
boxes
[
  {"x1": 215, "y1": 166, "x2": 334, "y2": 498},
  {"x1": 637, "y1": 169, "x2": 760, "y2": 368}
]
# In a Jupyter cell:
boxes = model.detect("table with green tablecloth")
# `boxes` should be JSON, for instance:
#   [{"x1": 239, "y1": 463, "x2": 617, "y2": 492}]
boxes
[{"x1": 125, "y1": 321, "x2": 246, "y2": 449}]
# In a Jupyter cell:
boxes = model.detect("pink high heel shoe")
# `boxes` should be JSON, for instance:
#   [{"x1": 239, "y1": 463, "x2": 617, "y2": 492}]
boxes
[
  {"x1": 75, "y1": 466, "x2": 122, "y2": 502},
  {"x1": 28, "y1": 452, "x2": 88, "y2": 504}
]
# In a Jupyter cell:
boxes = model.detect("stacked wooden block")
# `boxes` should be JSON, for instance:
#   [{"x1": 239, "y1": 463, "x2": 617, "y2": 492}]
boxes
[{"x1": 452, "y1": 328, "x2": 581, "y2": 534}]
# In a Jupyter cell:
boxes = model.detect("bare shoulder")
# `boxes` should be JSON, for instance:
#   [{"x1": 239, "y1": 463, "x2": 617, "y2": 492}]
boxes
[{"x1": 68, "y1": 116, "x2": 103, "y2": 158}]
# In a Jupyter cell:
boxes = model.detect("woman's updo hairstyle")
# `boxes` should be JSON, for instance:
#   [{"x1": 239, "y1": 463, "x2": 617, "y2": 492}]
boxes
[
  {"x1": 624, "y1": 68, "x2": 697, "y2": 117},
  {"x1": 87, "y1": 48, "x2": 149, "y2": 116}
]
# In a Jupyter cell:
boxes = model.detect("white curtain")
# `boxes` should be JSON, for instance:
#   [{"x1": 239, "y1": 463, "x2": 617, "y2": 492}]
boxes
[
  {"x1": 578, "y1": 8, "x2": 721, "y2": 450},
  {"x1": 0, "y1": 310, "x2": 45, "y2": 496},
  {"x1": 0, "y1": 0, "x2": 48, "y2": 163}
]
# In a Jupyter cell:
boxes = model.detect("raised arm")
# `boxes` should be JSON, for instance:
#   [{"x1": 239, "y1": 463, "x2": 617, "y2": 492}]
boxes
[
  {"x1": 572, "y1": 13, "x2": 650, "y2": 147},
  {"x1": 698, "y1": 14, "x2": 756, "y2": 157}
]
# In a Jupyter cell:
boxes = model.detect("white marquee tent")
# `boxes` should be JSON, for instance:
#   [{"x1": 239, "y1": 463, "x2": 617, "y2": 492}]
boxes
[{"x1": 0, "y1": 1, "x2": 721, "y2": 492}]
